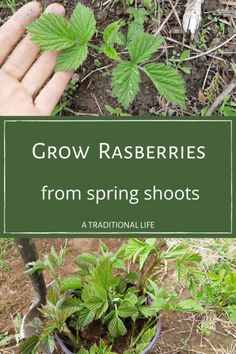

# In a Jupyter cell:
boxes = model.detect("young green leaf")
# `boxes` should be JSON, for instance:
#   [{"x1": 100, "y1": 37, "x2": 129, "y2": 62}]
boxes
[
  {"x1": 128, "y1": 33, "x2": 163, "y2": 64},
  {"x1": 47, "y1": 247, "x2": 68, "y2": 271},
  {"x1": 47, "y1": 286, "x2": 60, "y2": 305},
  {"x1": 139, "y1": 325, "x2": 157, "y2": 345},
  {"x1": 113, "y1": 258, "x2": 126, "y2": 270},
  {"x1": 127, "y1": 7, "x2": 148, "y2": 25},
  {"x1": 19, "y1": 336, "x2": 40, "y2": 354},
  {"x1": 139, "y1": 305, "x2": 157, "y2": 317},
  {"x1": 124, "y1": 239, "x2": 155, "y2": 269},
  {"x1": 161, "y1": 244, "x2": 189, "y2": 260},
  {"x1": 27, "y1": 13, "x2": 76, "y2": 51},
  {"x1": 92, "y1": 257, "x2": 113, "y2": 291},
  {"x1": 143, "y1": 63, "x2": 186, "y2": 107},
  {"x1": 103, "y1": 20, "x2": 124, "y2": 45},
  {"x1": 25, "y1": 260, "x2": 46, "y2": 275},
  {"x1": 61, "y1": 298, "x2": 82, "y2": 310},
  {"x1": 78, "y1": 307, "x2": 95, "y2": 329},
  {"x1": 115, "y1": 31, "x2": 127, "y2": 46},
  {"x1": 112, "y1": 61, "x2": 141, "y2": 109},
  {"x1": 40, "y1": 302, "x2": 78, "y2": 323},
  {"x1": 118, "y1": 305, "x2": 138, "y2": 318},
  {"x1": 127, "y1": 22, "x2": 144, "y2": 43},
  {"x1": 75, "y1": 252, "x2": 98, "y2": 269},
  {"x1": 60, "y1": 277, "x2": 82, "y2": 291},
  {"x1": 41, "y1": 334, "x2": 55, "y2": 354},
  {"x1": 179, "y1": 49, "x2": 190, "y2": 62},
  {"x1": 101, "y1": 44, "x2": 121, "y2": 61},
  {"x1": 78, "y1": 348, "x2": 89, "y2": 354},
  {"x1": 108, "y1": 315, "x2": 127, "y2": 338},
  {"x1": 71, "y1": 3, "x2": 96, "y2": 43},
  {"x1": 176, "y1": 299, "x2": 203, "y2": 313},
  {"x1": 99, "y1": 240, "x2": 109, "y2": 254},
  {"x1": 85, "y1": 296, "x2": 108, "y2": 318},
  {"x1": 56, "y1": 44, "x2": 88, "y2": 71}
]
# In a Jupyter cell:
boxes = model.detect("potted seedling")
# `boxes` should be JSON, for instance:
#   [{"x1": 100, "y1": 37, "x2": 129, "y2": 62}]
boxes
[
  {"x1": 19, "y1": 239, "x2": 203, "y2": 354},
  {"x1": 27, "y1": 3, "x2": 186, "y2": 110}
]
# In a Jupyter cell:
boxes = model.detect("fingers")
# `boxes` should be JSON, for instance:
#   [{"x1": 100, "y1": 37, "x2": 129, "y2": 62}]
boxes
[
  {"x1": 35, "y1": 71, "x2": 73, "y2": 115},
  {"x1": 21, "y1": 3, "x2": 65, "y2": 95},
  {"x1": 2, "y1": 35, "x2": 39, "y2": 79},
  {"x1": 0, "y1": 1, "x2": 42, "y2": 65},
  {"x1": 2, "y1": 3, "x2": 65, "y2": 80},
  {"x1": 21, "y1": 51, "x2": 58, "y2": 96}
]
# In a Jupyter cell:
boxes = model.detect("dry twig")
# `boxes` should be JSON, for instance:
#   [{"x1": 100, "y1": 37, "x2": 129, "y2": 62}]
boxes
[
  {"x1": 206, "y1": 78, "x2": 236, "y2": 116},
  {"x1": 154, "y1": 0, "x2": 180, "y2": 35}
]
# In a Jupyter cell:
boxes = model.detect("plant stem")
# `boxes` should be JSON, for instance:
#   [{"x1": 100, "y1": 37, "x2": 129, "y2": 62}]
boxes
[
  {"x1": 131, "y1": 317, "x2": 157, "y2": 347},
  {"x1": 64, "y1": 325, "x2": 80, "y2": 350},
  {"x1": 88, "y1": 43, "x2": 100, "y2": 51}
]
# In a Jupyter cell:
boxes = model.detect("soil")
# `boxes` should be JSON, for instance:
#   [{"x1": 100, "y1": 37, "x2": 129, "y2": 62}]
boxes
[
  {"x1": 1, "y1": 239, "x2": 236, "y2": 354},
  {"x1": 54, "y1": 0, "x2": 235, "y2": 116},
  {"x1": 1, "y1": 0, "x2": 234, "y2": 116}
]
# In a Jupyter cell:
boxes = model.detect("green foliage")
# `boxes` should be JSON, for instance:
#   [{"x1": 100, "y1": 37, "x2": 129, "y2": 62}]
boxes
[
  {"x1": 143, "y1": 63, "x2": 185, "y2": 107},
  {"x1": 60, "y1": 276, "x2": 82, "y2": 291},
  {"x1": 219, "y1": 97, "x2": 236, "y2": 116},
  {"x1": 26, "y1": 246, "x2": 68, "y2": 290},
  {"x1": 0, "y1": 0, "x2": 27, "y2": 14},
  {"x1": 124, "y1": 238, "x2": 156, "y2": 269},
  {"x1": 101, "y1": 20, "x2": 124, "y2": 60},
  {"x1": 78, "y1": 339, "x2": 116, "y2": 354},
  {"x1": 192, "y1": 262, "x2": 236, "y2": 321},
  {"x1": 112, "y1": 61, "x2": 141, "y2": 109},
  {"x1": 108, "y1": 310, "x2": 127, "y2": 337},
  {"x1": 105, "y1": 105, "x2": 132, "y2": 116},
  {"x1": 128, "y1": 34, "x2": 163, "y2": 64},
  {"x1": 175, "y1": 299, "x2": 203, "y2": 313},
  {"x1": 19, "y1": 336, "x2": 40, "y2": 354},
  {"x1": 71, "y1": 3, "x2": 96, "y2": 43},
  {"x1": 171, "y1": 49, "x2": 191, "y2": 75},
  {"x1": 0, "y1": 313, "x2": 22, "y2": 348},
  {"x1": 27, "y1": 2, "x2": 186, "y2": 109},
  {"x1": 27, "y1": 14, "x2": 76, "y2": 51},
  {"x1": 56, "y1": 44, "x2": 88, "y2": 71},
  {"x1": 27, "y1": 3, "x2": 96, "y2": 71},
  {"x1": 111, "y1": 31, "x2": 185, "y2": 108},
  {"x1": 127, "y1": 7, "x2": 148, "y2": 25},
  {"x1": 20, "y1": 240, "x2": 204, "y2": 353},
  {"x1": 92, "y1": 257, "x2": 113, "y2": 291}
]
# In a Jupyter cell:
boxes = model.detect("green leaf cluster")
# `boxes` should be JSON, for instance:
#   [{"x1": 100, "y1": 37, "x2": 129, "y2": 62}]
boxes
[
  {"x1": 101, "y1": 20, "x2": 124, "y2": 61},
  {"x1": 190, "y1": 261, "x2": 236, "y2": 323},
  {"x1": 26, "y1": 246, "x2": 68, "y2": 286},
  {"x1": 27, "y1": 2, "x2": 186, "y2": 110},
  {"x1": 27, "y1": 3, "x2": 96, "y2": 71},
  {"x1": 20, "y1": 240, "x2": 205, "y2": 354},
  {"x1": 111, "y1": 31, "x2": 185, "y2": 109}
]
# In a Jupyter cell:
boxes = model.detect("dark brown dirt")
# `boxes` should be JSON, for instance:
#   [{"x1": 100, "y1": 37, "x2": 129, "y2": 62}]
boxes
[{"x1": 57, "y1": 0, "x2": 234, "y2": 116}]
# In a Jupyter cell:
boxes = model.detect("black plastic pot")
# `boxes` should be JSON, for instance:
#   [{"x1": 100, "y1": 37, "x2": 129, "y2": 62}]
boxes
[{"x1": 54, "y1": 317, "x2": 162, "y2": 354}]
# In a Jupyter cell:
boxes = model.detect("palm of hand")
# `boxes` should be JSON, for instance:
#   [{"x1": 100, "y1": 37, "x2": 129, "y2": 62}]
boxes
[
  {"x1": 0, "y1": 69, "x2": 40, "y2": 116},
  {"x1": 0, "y1": 1, "x2": 73, "y2": 117}
]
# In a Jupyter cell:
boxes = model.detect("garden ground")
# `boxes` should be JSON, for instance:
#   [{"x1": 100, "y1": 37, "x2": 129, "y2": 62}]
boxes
[
  {"x1": 0, "y1": 0, "x2": 235, "y2": 116},
  {"x1": 0, "y1": 238, "x2": 236, "y2": 354}
]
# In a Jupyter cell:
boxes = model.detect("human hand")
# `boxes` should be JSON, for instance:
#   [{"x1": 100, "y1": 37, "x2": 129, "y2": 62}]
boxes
[{"x1": 0, "y1": 1, "x2": 73, "y2": 116}]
